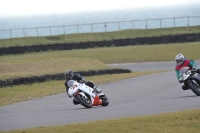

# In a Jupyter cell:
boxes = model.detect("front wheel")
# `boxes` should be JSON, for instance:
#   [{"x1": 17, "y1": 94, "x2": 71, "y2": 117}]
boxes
[
  {"x1": 188, "y1": 81, "x2": 200, "y2": 96},
  {"x1": 100, "y1": 95, "x2": 109, "y2": 106},
  {"x1": 75, "y1": 94, "x2": 92, "y2": 108}
]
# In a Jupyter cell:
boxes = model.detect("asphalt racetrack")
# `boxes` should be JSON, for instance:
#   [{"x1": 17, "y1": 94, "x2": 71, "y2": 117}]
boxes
[{"x1": 0, "y1": 61, "x2": 200, "y2": 131}]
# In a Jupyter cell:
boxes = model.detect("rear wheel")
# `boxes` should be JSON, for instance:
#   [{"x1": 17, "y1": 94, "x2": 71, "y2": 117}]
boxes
[
  {"x1": 188, "y1": 81, "x2": 200, "y2": 96},
  {"x1": 100, "y1": 95, "x2": 109, "y2": 106},
  {"x1": 75, "y1": 94, "x2": 92, "y2": 108}
]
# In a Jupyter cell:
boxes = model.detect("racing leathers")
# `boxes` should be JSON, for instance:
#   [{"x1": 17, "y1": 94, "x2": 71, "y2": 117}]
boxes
[
  {"x1": 64, "y1": 73, "x2": 101, "y2": 104},
  {"x1": 175, "y1": 59, "x2": 197, "y2": 90}
]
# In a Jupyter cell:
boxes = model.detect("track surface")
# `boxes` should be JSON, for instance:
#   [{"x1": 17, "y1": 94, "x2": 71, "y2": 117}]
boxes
[{"x1": 0, "y1": 61, "x2": 200, "y2": 131}]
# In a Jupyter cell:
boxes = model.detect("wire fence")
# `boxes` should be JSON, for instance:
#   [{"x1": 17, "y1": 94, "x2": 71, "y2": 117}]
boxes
[{"x1": 0, "y1": 16, "x2": 200, "y2": 39}]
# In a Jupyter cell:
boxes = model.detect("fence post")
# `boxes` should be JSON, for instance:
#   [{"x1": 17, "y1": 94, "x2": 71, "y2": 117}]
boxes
[
  {"x1": 63, "y1": 25, "x2": 65, "y2": 34},
  {"x1": 187, "y1": 16, "x2": 190, "y2": 30},
  {"x1": 104, "y1": 23, "x2": 107, "y2": 33},
  {"x1": 132, "y1": 20, "x2": 134, "y2": 30},
  {"x1": 160, "y1": 19, "x2": 162, "y2": 28},
  {"x1": 36, "y1": 27, "x2": 38, "y2": 37},
  {"x1": 118, "y1": 22, "x2": 120, "y2": 31},
  {"x1": 173, "y1": 18, "x2": 175, "y2": 28},
  {"x1": 23, "y1": 28, "x2": 25, "y2": 37},
  {"x1": 77, "y1": 25, "x2": 79, "y2": 34},
  {"x1": 146, "y1": 19, "x2": 148, "y2": 30},
  {"x1": 10, "y1": 29, "x2": 12, "y2": 38},
  {"x1": 91, "y1": 24, "x2": 93, "y2": 33},
  {"x1": 49, "y1": 26, "x2": 52, "y2": 36}
]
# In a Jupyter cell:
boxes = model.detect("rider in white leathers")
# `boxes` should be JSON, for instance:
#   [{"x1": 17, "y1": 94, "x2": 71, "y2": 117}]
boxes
[{"x1": 64, "y1": 70, "x2": 101, "y2": 105}]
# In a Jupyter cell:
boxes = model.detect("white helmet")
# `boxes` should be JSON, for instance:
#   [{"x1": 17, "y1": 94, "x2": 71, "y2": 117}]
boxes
[{"x1": 175, "y1": 54, "x2": 185, "y2": 65}]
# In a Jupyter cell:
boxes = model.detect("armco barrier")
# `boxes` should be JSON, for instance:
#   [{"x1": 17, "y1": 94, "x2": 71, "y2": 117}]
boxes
[
  {"x1": 0, "y1": 68, "x2": 131, "y2": 88},
  {"x1": 1, "y1": 33, "x2": 200, "y2": 55}
]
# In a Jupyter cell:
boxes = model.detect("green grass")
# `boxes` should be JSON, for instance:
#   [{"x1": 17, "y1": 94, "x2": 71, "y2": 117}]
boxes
[
  {"x1": 0, "y1": 58, "x2": 111, "y2": 79},
  {"x1": 0, "y1": 26, "x2": 200, "y2": 47},
  {"x1": 1, "y1": 42, "x2": 200, "y2": 79},
  {"x1": 2, "y1": 109, "x2": 200, "y2": 133},
  {"x1": 1, "y1": 42, "x2": 200, "y2": 64}
]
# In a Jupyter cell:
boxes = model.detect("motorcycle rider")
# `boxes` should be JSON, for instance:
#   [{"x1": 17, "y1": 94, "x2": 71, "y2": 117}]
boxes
[
  {"x1": 64, "y1": 70, "x2": 101, "y2": 105},
  {"x1": 175, "y1": 53, "x2": 200, "y2": 90}
]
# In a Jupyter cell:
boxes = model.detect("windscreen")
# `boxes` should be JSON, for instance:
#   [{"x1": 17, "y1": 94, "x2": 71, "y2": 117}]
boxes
[
  {"x1": 67, "y1": 80, "x2": 74, "y2": 87},
  {"x1": 180, "y1": 67, "x2": 189, "y2": 75}
]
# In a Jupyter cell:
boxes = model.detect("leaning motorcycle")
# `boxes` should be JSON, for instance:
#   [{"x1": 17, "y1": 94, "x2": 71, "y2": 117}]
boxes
[
  {"x1": 179, "y1": 67, "x2": 200, "y2": 96},
  {"x1": 67, "y1": 80, "x2": 109, "y2": 108}
]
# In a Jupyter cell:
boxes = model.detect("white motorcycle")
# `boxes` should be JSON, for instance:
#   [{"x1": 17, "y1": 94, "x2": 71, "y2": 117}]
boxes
[{"x1": 67, "y1": 80, "x2": 109, "y2": 108}]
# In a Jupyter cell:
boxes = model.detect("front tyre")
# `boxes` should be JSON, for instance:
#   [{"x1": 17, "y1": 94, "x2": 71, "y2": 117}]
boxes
[
  {"x1": 100, "y1": 95, "x2": 109, "y2": 106},
  {"x1": 75, "y1": 94, "x2": 92, "y2": 108},
  {"x1": 188, "y1": 81, "x2": 200, "y2": 96}
]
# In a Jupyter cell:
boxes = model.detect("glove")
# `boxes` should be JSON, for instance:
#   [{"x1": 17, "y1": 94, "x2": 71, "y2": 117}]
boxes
[{"x1": 179, "y1": 80, "x2": 183, "y2": 83}]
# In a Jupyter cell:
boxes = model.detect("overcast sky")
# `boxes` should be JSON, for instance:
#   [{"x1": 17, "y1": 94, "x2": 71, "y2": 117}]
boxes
[{"x1": 0, "y1": 0, "x2": 199, "y2": 17}]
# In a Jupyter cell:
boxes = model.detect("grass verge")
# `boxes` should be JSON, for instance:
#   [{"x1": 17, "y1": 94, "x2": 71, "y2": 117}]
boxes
[
  {"x1": 0, "y1": 42, "x2": 199, "y2": 79},
  {"x1": 1, "y1": 42, "x2": 200, "y2": 65},
  {"x1": 0, "y1": 58, "x2": 111, "y2": 79},
  {"x1": 2, "y1": 109, "x2": 200, "y2": 133},
  {"x1": 0, "y1": 42, "x2": 200, "y2": 79}
]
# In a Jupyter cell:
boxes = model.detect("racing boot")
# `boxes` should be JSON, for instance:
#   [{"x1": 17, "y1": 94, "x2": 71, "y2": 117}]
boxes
[
  {"x1": 73, "y1": 98, "x2": 80, "y2": 105},
  {"x1": 93, "y1": 86, "x2": 101, "y2": 94}
]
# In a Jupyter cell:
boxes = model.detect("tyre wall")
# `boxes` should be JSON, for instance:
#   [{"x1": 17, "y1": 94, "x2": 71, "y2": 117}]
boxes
[
  {"x1": 1, "y1": 33, "x2": 200, "y2": 55},
  {"x1": 0, "y1": 68, "x2": 131, "y2": 88}
]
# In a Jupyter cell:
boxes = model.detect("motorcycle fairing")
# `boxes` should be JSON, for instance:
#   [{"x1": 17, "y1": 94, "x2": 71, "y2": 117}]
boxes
[{"x1": 92, "y1": 96, "x2": 102, "y2": 106}]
